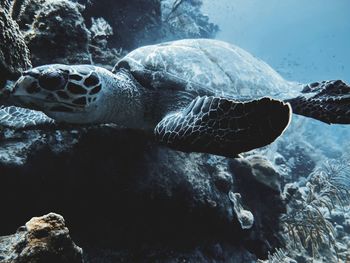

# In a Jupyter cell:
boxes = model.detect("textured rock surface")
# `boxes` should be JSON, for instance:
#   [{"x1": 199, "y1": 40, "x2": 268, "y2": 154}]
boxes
[
  {"x1": 0, "y1": 6, "x2": 31, "y2": 87},
  {"x1": 83, "y1": 243, "x2": 257, "y2": 262},
  {"x1": 229, "y1": 192, "x2": 255, "y2": 230},
  {"x1": 13, "y1": 0, "x2": 47, "y2": 29},
  {"x1": 82, "y1": 0, "x2": 218, "y2": 51},
  {"x1": 15, "y1": 0, "x2": 122, "y2": 69},
  {"x1": 88, "y1": 17, "x2": 123, "y2": 69},
  {"x1": 0, "y1": 125, "x2": 285, "y2": 261},
  {"x1": 242, "y1": 156, "x2": 282, "y2": 192},
  {"x1": 13, "y1": 0, "x2": 218, "y2": 69},
  {"x1": 23, "y1": 0, "x2": 91, "y2": 66},
  {"x1": 230, "y1": 157, "x2": 285, "y2": 256},
  {"x1": 0, "y1": 213, "x2": 83, "y2": 263}
]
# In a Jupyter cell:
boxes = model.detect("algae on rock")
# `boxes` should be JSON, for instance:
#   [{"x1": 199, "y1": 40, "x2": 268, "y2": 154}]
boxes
[
  {"x1": 0, "y1": 213, "x2": 83, "y2": 263},
  {"x1": 0, "y1": 5, "x2": 31, "y2": 88}
]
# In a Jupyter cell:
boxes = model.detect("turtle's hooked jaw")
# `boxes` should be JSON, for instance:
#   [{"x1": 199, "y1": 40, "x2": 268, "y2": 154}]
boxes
[
  {"x1": 13, "y1": 67, "x2": 72, "y2": 112},
  {"x1": 13, "y1": 74, "x2": 58, "y2": 112},
  {"x1": 11, "y1": 64, "x2": 103, "y2": 122}
]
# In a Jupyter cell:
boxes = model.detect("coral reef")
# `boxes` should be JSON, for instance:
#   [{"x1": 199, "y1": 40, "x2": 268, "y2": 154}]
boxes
[
  {"x1": 0, "y1": 4, "x2": 31, "y2": 88},
  {"x1": 0, "y1": 0, "x2": 348, "y2": 262},
  {"x1": 14, "y1": 0, "x2": 123, "y2": 69},
  {"x1": 82, "y1": 0, "x2": 218, "y2": 51},
  {"x1": 161, "y1": 0, "x2": 218, "y2": 40},
  {"x1": 13, "y1": 0, "x2": 46, "y2": 29},
  {"x1": 88, "y1": 17, "x2": 123, "y2": 69},
  {"x1": 241, "y1": 156, "x2": 282, "y2": 192},
  {"x1": 0, "y1": 213, "x2": 83, "y2": 263},
  {"x1": 0, "y1": 125, "x2": 285, "y2": 261},
  {"x1": 9, "y1": 0, "x2": 218, "y2": 69},
  {"x1": 24, "y1": 0, "x2": 91, "y2": 65},
  {"x1": 230, "y1": 157, "x2": 286, "y2": 257},
  {"x1": 266, "y1": 157, "x2": 350, "y2": 262},
  {"x1": 229, "y1": 192, "x2": 255, "y2": 230}
]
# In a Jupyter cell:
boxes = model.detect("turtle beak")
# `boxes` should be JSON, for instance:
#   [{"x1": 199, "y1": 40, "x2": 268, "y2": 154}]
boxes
[
  {"x1": 7, "y1": 74, "x2": 43, "y2": 109},
  {"x1": 0, "y1": 78, "x2": 28, "y2": 107},
  {"x1": 0, "y1": 83, "x2": 12, "y2": 104},
  {"x1": 13, "y1": 71, "x2": 44, "y2": 97},
  {"x1": 12, "y1": 70, "x2": 39, "y2": 94}
]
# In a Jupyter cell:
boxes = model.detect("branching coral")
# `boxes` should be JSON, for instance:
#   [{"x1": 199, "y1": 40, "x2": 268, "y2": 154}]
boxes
[
  {"x1": 164, "y1": 0, "x2": 185, "y2": 22},
  {"x1": 266, "y1": 248, "x2": 288, "y2": 263},
  {"x1": 258, "y1": 248, "x2": 297, "y2": 263},
  {"x1": 318, "y1": 158, "x2": 350, "y2": 201},
  {"x1": 280, "y1": 156, "x2": 350, "y2": 260}
]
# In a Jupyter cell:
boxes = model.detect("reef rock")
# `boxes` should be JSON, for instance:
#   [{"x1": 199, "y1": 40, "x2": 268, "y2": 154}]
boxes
[
  {"x1": 229, "y1": 192, "x2": 255, "y2": 230},
  {"x1": 14, "y1": 0, "x2": 217, "y2": 69},
  {"x1": 0, "y1": 213, "x2": 83, "y2": 263},
  {"x1": 0, "y1": 6, "x2": 31, "y2": 88},
  {"x1": 23, "y1": 0, "x2": 91, "y2": 65},
  {"x1": 81, "y1": 0, "x2": 218, "y2": 51},
  {"x1": 88, "y1": 17, "x2": 124, "y2": 69},
  {"x1": 0, "y1": 125, "x2": 285, "y2": 261},
  {"x1": 161, "y1": 0, "x2": 218, "y2": 40},
  {"x1": 243, "y1": 156, "x2": 282, "y2": 192},
  {"x1": 13, "y1": 0, "x2": 47, "y2": 29},
  {"x1": 230, "y1": 156, "x2": 285, "y2": 256}
]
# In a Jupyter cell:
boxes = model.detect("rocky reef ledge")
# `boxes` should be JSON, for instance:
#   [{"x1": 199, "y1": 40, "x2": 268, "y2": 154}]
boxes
[
  {"x1": 0, "y1": 213, "x2": 83, "y2": 263},
  {"x1": 0, "y1": 125, "x2": 284, "y2": 262}
]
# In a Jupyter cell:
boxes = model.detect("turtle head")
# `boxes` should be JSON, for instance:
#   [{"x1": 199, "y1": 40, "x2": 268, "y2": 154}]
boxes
[{"x1": 12, "y1": 64, "x2": 106, "y2": 123}]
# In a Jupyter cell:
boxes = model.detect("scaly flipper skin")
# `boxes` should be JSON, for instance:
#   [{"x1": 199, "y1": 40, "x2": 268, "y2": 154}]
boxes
[
  {"x1": 0, "y1": 106, "x2": 54, "y2": 129},
  {"x1": 286, "y1": 80, "x2": 350, "y2": 124},
  {"x1": 154, "y1": 96, "x2": 291, "y2": 158}
]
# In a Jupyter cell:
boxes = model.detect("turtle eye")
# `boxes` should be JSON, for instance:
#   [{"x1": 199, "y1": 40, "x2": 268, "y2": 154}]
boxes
[{"x1": 38, "y1": 71, "x2": 67, "y2": 91}]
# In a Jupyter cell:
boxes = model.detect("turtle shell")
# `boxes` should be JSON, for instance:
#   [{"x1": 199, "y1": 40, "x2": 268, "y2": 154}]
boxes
[{"x1": 115, "y1": 39, "x2": 297, "y2": 100}]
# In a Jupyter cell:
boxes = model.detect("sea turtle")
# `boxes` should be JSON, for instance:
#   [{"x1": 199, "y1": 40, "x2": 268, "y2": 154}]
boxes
[{"x1": 1, "y1": 39, "x2": 349, "y2": 157}]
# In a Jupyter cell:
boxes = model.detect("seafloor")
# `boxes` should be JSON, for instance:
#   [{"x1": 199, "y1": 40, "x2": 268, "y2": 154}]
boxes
[{"x1": 0, "y1": 0, "x2": 349, "y2": 262}]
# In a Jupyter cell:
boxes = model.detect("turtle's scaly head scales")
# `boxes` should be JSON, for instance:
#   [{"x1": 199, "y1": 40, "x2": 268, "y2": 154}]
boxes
[{"x1": 12, "y1": 64, "x2": 104, "y2": 122}]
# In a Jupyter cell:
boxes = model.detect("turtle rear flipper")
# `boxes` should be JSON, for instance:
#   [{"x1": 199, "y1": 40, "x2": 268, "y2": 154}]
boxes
[
  {"x1": 154, "y1": 96, "x2": 291, "y2": 158},
  {"x1": 0, "y1": 106, "x2": 55, "y2": 129},
  {"x1": 286, "y1": 80, "x2": 350, "y2": 124}
]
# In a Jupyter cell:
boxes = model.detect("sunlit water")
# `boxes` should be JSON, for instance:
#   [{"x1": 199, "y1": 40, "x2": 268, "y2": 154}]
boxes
[{"x1": 202, "y1": 0, "x2": 350, "y2": 160}]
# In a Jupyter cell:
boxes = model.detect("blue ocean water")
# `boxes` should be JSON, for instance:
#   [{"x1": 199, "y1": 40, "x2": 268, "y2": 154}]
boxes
[
  {"x1": 203, "y1": 0, "x2": 350, "y2": 158},
  {"x1": 201, "y1": 3, "x2": 350, "y2": 261},
  {"x1": 202, "y1": 0, "x2": 350, "y2": 83}
]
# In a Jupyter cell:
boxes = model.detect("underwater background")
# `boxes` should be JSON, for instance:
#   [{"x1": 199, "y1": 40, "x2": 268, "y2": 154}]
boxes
[
  {"x1": 0, "y1": 0, "x2": 349, "y2": 262},
  {"x1": 203, "y1": 0, "x2": 350, "y2": 153}
]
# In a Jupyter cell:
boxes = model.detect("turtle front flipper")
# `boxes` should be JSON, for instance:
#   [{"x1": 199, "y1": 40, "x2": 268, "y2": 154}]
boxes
[
  {"x1": 0, "y1": 106, "x2": 55, "y2": 129},
  {"x1": 154, "y1": 96, "x2": 291, "y2": 158},
  {"x1": 285, "y1": 80, "x2": 350, "y2": 124}
]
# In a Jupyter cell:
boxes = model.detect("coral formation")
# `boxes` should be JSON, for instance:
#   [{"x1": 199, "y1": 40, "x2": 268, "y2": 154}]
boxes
[
  {"x1": 275, "y1": 157, "x2": 350, "y2": 262},
  {"x1": 0, "y1": 4, "x2": 31, "y2": 88},
  {"x1": 12, "y1": 0, "x2": 45, "y2": 29},
  {"x1": 82, "y1": 0, "x2": 218, "y2": 50},
  {"x1": 24, "y1": 0, "x2": 91, "y2": 65},
  {"x1": 0, "y1": 213, "x2": 83, "y2": 263},
  {"x1": 10, "y1": 0, "x2": 218, "y2": 69},
  {"x1": 161, "y1": 0, "x2": 218, "y2": 40},
  {"x1": 0, "y1": 125, "x2": 284, "y2": 261},
  {"x1": 229, "y1": 192, "x2": 254, "y2": 230}
]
